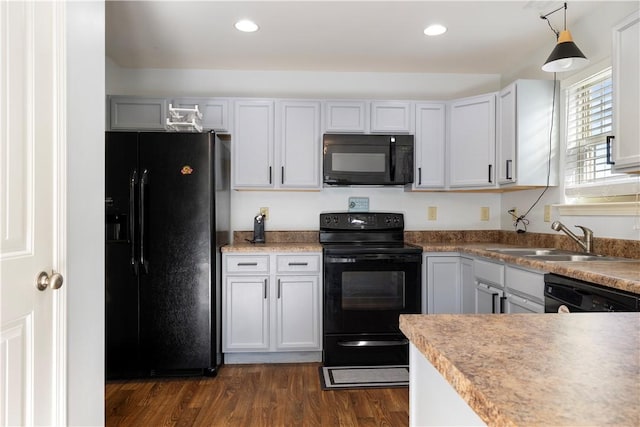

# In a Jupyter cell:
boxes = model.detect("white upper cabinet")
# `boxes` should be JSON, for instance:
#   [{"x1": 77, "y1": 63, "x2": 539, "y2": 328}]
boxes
[
  {"x1": 233, "y1": 99, "x2": 322, "y2": 190},
  {"x1": 497, "y1": 80, "x2": 559, "y2": 187},
  {"x1": 612, "y1": 10, "x2": 640, "y2": 173},
  {"x1": 323, "y1": 100, "x2": 412, "y2": 134},
  {"x1": 276, "y1": 101, "x2": 322, "y2": 189},
  {"x1": 370, "y1": 101, "x2": 412, "y2": 133},
  {"x1": 324, "y1": 101, "x2": 368, "y2": 133},
  {"x1": 171, "y1": 97, "x2": 231, "y2": 132},
  {"x1": 413, "y1": 103, "x2": 446, "y2": 189},
  {"x1": 109, "y1": 96, "x2": 167, "y2": 130},
  {"x1": 448, "y1": 93, "x2": 497, "y2": 188},
  {"x1": 233, "y1": 100, "x2": 275, "y2": 188}
]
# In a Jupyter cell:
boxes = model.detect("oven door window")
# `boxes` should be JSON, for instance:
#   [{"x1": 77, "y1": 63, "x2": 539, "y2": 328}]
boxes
[{"x1": 341, "y1": 271, "x2": 405, "y2": 310}]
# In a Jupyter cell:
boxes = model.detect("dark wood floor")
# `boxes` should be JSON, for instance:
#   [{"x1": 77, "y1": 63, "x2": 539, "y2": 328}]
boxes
[{"x1": 106, "y1": 363, "x2": 409, "y2": 426}]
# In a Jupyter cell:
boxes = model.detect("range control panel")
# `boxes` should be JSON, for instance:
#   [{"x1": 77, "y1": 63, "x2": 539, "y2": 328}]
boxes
[{"x1": 320, "y1": 212, "x2": 404, "y2": 231}]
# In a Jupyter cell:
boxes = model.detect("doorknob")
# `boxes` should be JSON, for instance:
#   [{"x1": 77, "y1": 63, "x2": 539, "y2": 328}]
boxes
[{"x1": 36, "y1": 271, "x2": 64, "y2": 291}]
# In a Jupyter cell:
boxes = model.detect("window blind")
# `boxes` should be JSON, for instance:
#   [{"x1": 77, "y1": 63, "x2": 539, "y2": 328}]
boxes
[{"x1": 565, "y1": 68, "x2": 637, "y2": 198}]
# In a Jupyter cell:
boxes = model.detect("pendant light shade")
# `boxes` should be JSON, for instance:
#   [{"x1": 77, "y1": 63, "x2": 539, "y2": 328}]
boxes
[
  {"x1": 540, "y1": 3, "x2": 589, "y2": 73},
  {"x1": 542, "y1": 30, "x2": 589, "y2": 72}
]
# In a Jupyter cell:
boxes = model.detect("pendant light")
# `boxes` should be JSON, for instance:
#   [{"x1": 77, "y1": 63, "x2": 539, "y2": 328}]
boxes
[{"x1": 540, "y1": 2, "x2": 588, "y2": 72}]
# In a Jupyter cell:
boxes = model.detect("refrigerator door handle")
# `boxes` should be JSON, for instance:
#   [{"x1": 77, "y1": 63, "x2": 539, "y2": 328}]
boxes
[
  {"x1": 140, "y1": 169, "x2": 149, "y2": 274},
  {"x1": 129, "y1": 169, "x2": 138, "y2": 274}
]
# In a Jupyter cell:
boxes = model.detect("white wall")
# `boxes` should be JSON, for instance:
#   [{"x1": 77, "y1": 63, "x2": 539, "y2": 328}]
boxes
[
  {"x1": 501, "y1": 186, "x2": 640, "y2": 240},
  {"x1": 106, "y1": 60, "x2": 501, "y2": 100},
  {"x1": 233, "y1": 189, "x2": 501, "y2": 232},
  {"x1": 67, "y1": 2, "x2": 105, "y2": 425}
]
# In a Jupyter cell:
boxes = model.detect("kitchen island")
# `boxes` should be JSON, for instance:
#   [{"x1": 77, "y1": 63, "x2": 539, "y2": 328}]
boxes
[{"x1": 399, "y1": 313, "x2": 640, "y2": 426}]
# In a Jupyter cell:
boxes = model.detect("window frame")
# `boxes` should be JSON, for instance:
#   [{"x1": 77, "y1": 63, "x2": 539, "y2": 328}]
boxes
[{"x1": 561, "y1": 65, "x2": 639, "y2": 203}]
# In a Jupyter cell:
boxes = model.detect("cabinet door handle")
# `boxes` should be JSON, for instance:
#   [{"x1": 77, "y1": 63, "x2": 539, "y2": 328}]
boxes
[
  {"x1": 277, "y1": 279, "x2": 281, "y2": 299},
  {"x1": 269, "y1": 166, "x2": 272, "y2": 184},
  {"x1": 418, "y1": 167, "x2": 422, "y2": 186},
  {"x1": 488, "y1": 164, "x2": 493, "y2": 183},
  {"x1": 491, "y1": 292, "x2": 499, "y2": 314},
  {"x1": 606, "y1": 136, "x2": 615, "y2": 165},
  {"x1": 237, "y1": 262, "x2": 258, "y2": 266},
  {"x1": 281, "y1": 166, "x2": 284, "y2": 184},
  {"x1": 506, "y1": 159, "x2": 512, "y2": 180},
  {"x1": 264, "y1": 279, "x2": 268, "y2": 299},
  {"x1": 288, "y1": 262, "x2": 308, "y2": 266},
  {"x1": 500, "y1": 296, "x2": 506, "y2": 314}
]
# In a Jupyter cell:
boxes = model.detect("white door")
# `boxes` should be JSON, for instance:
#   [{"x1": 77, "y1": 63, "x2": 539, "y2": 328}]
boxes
[{"x1": 0, "y1": 2, "x2": 66, "y2": 426}]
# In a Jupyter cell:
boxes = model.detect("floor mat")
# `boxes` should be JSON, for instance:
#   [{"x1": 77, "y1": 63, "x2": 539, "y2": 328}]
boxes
[{"x1": 319, "y1": 365, "x2": 409, "y2": 390}]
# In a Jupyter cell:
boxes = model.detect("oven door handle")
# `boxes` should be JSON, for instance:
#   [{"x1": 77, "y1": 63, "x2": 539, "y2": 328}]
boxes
[{"x1": 337, "y1": 339, "x2": 409, "y2": 347}]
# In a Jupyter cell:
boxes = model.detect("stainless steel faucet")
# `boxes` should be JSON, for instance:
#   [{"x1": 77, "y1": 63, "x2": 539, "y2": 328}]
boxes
[{"x1": 551, "y1": 221, "x2": 594, "y2": 253}]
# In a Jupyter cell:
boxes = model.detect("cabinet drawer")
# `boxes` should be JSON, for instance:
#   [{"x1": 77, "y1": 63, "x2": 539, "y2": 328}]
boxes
[
  {"x1": 474, "y1": 259, "x2": 504, "y2": 287},
  {"x1": 225, "y1": 255, "x2": 270, "y2": 273},
  {"x1": 276, "y1": 255, "x2": 320, "y2": 273},
  {"x1": 505, "y1": 266, "x2": 544, "y2": 302}
]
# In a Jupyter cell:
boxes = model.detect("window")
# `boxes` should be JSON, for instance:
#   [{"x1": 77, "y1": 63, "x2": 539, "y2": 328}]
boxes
[{"x1": 564, "y1": 68, "x2": 639, "y2": 200}]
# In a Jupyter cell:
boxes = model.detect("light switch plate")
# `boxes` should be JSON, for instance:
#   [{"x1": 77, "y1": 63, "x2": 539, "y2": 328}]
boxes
[{"x1": 348, "y1": 197, "x2": 369, "y2": 212}]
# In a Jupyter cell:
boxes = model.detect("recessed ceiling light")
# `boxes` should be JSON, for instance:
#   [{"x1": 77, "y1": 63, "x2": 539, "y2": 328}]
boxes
[
  {"x1": 235, "y1": 19, "x2": 259, "y2": 33},
  {"x1": 424, "y1": 24, "x2": 447, "y2": 36}
]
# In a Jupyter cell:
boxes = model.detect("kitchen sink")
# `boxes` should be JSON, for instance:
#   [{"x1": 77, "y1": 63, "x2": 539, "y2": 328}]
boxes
[
  {"x1": 487, "y1": 247, "x2": 635, "y2": 262},
  {"x1": 486, "y1": 248, "x2": 575, "y2": 256},
  {"x1": 526, "y1": 254, "x2": 635, "y2": 262}
]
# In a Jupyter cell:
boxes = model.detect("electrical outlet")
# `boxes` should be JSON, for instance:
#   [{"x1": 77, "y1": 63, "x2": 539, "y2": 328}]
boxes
[
  {"x1": 427, "y1": 206, "x2": 437, "y2": 221},
  {"x1": 480, "y1": 207, "x2": 490, "y2": 221},
  {"x1": 544, "y1": 205, "x2": 551, "y2": 222},
  {"x1": 260, "y1": 207, "x2": 269, "y2": 219}
]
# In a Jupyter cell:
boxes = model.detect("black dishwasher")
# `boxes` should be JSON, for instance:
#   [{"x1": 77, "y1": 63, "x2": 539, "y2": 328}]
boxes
[{"x1": 544, "y1": 273, "x2": 639, "y2": 313}]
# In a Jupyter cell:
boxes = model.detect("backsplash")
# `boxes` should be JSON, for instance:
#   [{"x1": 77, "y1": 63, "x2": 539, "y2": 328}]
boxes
[{"x1": 233, "y1": 230, "x2": 640, "y2": 259}]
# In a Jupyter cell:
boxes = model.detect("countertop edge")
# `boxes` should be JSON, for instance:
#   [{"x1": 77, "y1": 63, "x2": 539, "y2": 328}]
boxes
[{"x1": 401, "y1": 315, "x2": 517, "y2": 427}]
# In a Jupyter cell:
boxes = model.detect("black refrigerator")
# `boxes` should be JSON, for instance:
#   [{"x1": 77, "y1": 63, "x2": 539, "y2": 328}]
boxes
[{"x1": 105, "y1": 131, "x2": 230, "y2": 379}]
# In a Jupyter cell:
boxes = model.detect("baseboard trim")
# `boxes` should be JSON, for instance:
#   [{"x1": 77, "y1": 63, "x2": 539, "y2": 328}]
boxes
[{"x1": 224, "y1": 351, "x2": 322, "y2": 364}]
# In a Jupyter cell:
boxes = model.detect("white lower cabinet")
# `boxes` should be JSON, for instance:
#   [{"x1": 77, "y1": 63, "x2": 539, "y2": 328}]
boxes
[
  {"x1": 476, "y1": 282, "x2": 505, "y2": 314},
  {"x1": 224, "y1": 275, "x2": 270, "y2": 350},
  {"x1": 474, "y1": 258, "x2": 505, "y2": 314},
  {"x1": 222, "y1": 252, "x2": 322, "y2": 363},
  {"x1": 427, "y1": 254, "x2": 546, "y2": 315},
  {"x1": 425, "y1": 255, "x2": 461, "y2": 314},
  {"x1": 424, "y1": 253, "x2": 475, "y2": 314},
  {"x1": 473, "y1": 258, "x2": 545, "y2": 314},
  {"x1": 504, "y1": 265, "x2": 545, "y2": 314},
  {"x1": 275, "y1": 275, "x2": 320, "y2": 349}
]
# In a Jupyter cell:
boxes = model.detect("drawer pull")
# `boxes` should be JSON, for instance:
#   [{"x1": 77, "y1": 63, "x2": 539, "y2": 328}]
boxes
[
  {"x1": 237, "y1": 262, "x2": 258, "y2": 266},
  {"x1": 288, "y1": 262, "x2": 309, "y2": 266}
]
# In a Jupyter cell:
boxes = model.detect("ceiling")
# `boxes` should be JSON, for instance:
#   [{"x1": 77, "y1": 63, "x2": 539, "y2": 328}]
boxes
[{"x1": 106, "y1": 1, "x2": 605, "y2": 75}]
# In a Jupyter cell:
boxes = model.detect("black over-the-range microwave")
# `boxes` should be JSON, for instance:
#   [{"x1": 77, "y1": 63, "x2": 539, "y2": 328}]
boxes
[{"x1": 322, "y1": 134, "x2": 414, "y2": 186}]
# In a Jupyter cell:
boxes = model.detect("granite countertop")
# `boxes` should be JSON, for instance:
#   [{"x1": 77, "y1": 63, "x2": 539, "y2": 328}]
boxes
[
  {"x1": 223, "y1": 240, "x2": 640, "y2": 294},
  {"x1": 400, "y1": 313, "x2": 640, "y2": 427},
  {"x1": 415, "y1": 242, "x2": 640, "y2": 295}
]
